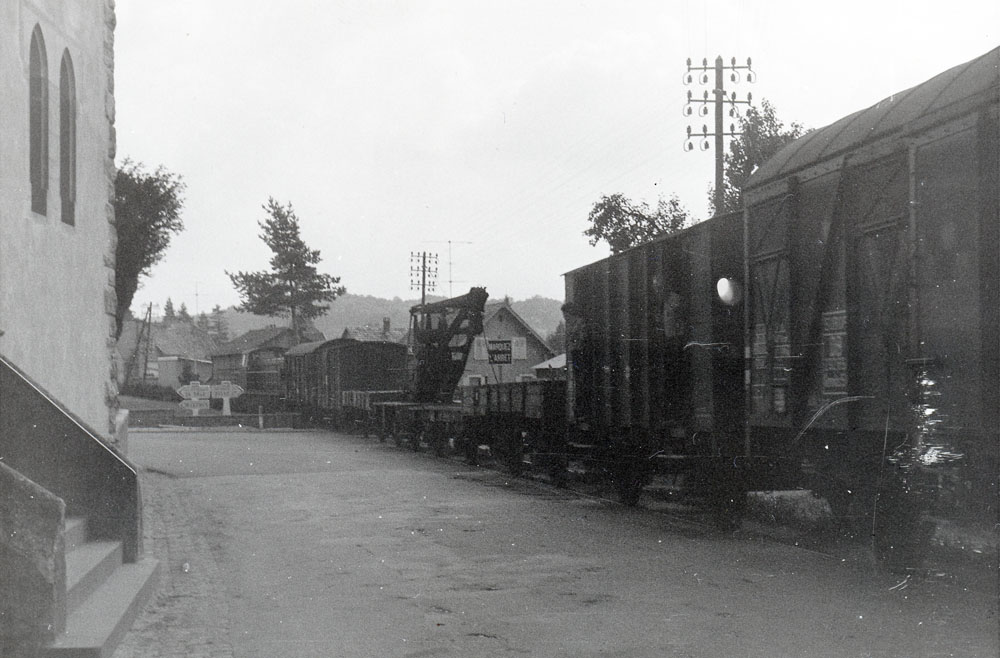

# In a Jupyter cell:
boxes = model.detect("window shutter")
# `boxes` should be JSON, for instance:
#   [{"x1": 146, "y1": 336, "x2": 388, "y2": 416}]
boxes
[{"x1": 512, "y1": 337, "x2": 527, "y2": 360}]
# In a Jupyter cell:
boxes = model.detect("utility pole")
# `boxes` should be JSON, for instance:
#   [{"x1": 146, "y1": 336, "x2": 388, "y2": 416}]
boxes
[
  {"x1": 684, "y1": 56, "x2": 755, "y2": 216},
  {"x1": 410, "y1": 251, "x2": 438, "y2": 307},
  {"x1": 426, "y1": 240, "x2": 472, "y2": 297}
]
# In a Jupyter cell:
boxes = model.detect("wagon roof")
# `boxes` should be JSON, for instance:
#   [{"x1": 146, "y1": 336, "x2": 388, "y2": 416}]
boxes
[
  {"x1": 211, "y1": 325, "x2": 325, "y2": 357},
  {"x1": 747, "y1": 46, "x2": 999, "y2": 190},
  {"x1": 283, "y1": 340, "x2": 327, "y2": 356},
  {"x1": 562, "y1": 211, "x2": 741, "y2": 278}
]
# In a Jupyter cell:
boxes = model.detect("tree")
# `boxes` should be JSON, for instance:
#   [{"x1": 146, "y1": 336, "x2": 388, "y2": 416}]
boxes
[
  {"x1": 227, "y1": 198, "x2": 346, "y2": 340},
  {"x1": 114, "y1": 160, "x2": 185, "y2": 337},
  {"x1": 546, "y1": 320, "x2": 566, "y2": 353},
  {"x1": 196, "y1": 311, "x2": 210, "y2": 332},
  {"x1": 162, "y1": 297, "x2": 176, "y2": 322},
  {"x1": 584, "y1": 193, "x2": 691, "y2": 254},
  {"x1": 210, "y1": 305, "x2": 229, "y2": 341},
  {"x1": 177, "y1": 302, "x2": 192, "y2": 322},
  {"x1": 711, "y1": 98, "x2": 805, "y2": 215}
]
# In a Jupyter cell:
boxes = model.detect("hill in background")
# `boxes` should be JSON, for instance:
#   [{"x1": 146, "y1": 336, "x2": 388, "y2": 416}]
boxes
[{"x1": 218, "y1": 293, "x2": 564, "y2": 345}]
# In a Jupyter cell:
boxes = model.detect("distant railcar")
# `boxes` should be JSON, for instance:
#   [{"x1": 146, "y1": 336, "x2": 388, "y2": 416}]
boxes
[{"x1": 284, "y1": 338, "x2": 409, "y2": 424}]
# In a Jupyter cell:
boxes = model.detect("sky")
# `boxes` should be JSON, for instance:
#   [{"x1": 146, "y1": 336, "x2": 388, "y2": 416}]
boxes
[{"x1": 115, "y1": 0, "x2": 1000, "y2": 317}]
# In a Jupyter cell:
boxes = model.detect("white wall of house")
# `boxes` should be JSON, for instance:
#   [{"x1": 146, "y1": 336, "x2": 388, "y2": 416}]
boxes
[
  {"x1": 157, "y1": 357, "x2": 213, "y2": 389},
  {"x1": 0, "y1": 1, "x2": 118, "y2": 438},
  {"x1": 463, "y1": 306, "x2": 555, "y2": 385}
]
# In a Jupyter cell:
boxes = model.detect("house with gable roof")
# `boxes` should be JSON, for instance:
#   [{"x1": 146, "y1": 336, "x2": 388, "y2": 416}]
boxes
[
  {"x1": 340, "y1": 317, "x2": 409, "y2": 344},
  {"x1": 116, "y1": 318, "x2": 220, "y2": 387},
  {"x1": 463, "y1": 300, "x2": 555, "y2": 386},
  {"x1": 210, "y1": 325, "x2": 324, "y2": 397}
]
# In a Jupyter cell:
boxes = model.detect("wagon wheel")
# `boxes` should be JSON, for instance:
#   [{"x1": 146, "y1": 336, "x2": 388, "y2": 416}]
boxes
[
  {"x1": 700, "y1": 460, "x2": 748, "y2": 531},
  {"x1": 431, "y1": 424, "x2": 449, "y2": 457},
  {"x1": 504, "y1": 429, "x2": 525, "y2": 476},
  {"x1": 613, "y1": 455, "x2": 650, "y2": 507}
]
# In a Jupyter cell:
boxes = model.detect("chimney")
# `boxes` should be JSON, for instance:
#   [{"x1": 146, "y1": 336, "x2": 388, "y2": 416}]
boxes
[{"x1": 383, "y1": 317, "x2": 390, "y2": 336}]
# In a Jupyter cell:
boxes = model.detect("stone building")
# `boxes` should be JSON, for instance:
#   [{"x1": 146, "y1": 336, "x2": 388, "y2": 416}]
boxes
[
  {"x1": 1, "y1": 0, "x2": 120, "y2": 436},
  {"x1": 0, "y1": 3, "x2": 157, "y2": 655}
]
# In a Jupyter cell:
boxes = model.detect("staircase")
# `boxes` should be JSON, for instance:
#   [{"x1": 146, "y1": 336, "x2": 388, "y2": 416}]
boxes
[{"x1": 44, "y1": 517, "x2": 159, "y2": 658}]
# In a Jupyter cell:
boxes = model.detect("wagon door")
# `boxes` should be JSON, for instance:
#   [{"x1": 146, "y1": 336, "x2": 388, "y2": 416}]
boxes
[{"x1": 844, "y1": 155, "x2": 911, "y2": 437}]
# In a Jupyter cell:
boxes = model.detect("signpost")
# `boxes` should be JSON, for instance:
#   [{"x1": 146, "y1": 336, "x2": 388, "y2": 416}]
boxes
[
  {"x1": 176, "y1": 380, "x2": 244, "y2": 416},
  {"x1": 210, "y1": 381, "x2": 244, "y2": 416}
]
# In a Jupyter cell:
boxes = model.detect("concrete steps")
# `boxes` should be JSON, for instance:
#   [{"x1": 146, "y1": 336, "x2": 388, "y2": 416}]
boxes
[{"x1": 44, "y1": 518, "x2": 159, "y2": 658}]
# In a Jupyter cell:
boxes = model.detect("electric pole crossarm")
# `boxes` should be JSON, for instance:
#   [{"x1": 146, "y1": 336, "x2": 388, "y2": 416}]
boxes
[{"x1": 682, "y1": 55, "x2": 756, "y2": 216}]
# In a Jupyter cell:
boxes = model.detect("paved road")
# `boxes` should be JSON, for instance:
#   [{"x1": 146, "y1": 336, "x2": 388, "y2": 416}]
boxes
[{"x1": 114, "y1": 429, "x2": 997, "y2": 658}]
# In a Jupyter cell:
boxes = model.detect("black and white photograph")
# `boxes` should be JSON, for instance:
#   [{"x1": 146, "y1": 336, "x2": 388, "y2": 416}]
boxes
[{"x1": 1, "y1": 1, "x2": 997, "y2": 656}]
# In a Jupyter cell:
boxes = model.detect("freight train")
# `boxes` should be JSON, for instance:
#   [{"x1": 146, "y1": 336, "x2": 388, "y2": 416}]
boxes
[{"x1": 281, "y1": 47, "x2": 998, "y2": 556}]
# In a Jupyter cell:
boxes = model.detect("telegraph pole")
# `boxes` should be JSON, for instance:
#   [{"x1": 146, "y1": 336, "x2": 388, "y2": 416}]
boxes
[
  {"x1": 410, "y1": 251, "x2": 438, "y2": 307},
  {"x1": 684, "y1": 56, "x2": 755, "y2": 215}
]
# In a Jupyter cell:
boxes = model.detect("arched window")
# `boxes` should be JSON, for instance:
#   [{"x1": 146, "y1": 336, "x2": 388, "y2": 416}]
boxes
[
  {"x1": 60, "y1": 50, "x2": 76, "y2": 225},
  {"x1": 29, "y1": 25, "x2": 49, "y2": 215}
]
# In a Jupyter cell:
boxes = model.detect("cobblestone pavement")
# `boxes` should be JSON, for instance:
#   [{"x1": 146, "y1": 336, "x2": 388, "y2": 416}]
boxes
[
  {"x1": 113, "y1": 429, "x2": 998, "y2": 658},
  {"x1": 113, "y1": 470, "x2": 235, "y2": 658}
]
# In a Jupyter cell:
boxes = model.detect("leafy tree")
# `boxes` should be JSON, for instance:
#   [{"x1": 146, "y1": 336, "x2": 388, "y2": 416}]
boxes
[
  {"x1": 711, "y1": 98, "x2": 805, "y2": 215},
  {"x1": 546, "y1": 320, "x2": 566, "y2": 353},
  {"x1": 227, "y1": 198, "x2": 346, "y2": 341},
  {"x1": 196, "y1": 311, "x2": 210, "y2": 332},
  {"x1": 178, "y1": 302, "x2": 192, "y2": 322},
  {"x1": 114, "y1": 160, "x2": 185, "y2": 337},
  {"x1": 162, "y1": 297, "x2": 176, "y2": 322},
  {"x1": 584, "y1": 193, "x2": 690, "y2": 254}
]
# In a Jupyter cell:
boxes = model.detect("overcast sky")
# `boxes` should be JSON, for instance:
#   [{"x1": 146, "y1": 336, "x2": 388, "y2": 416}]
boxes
[{"x1": 115, "y1": 1, "x2": 999, "y2": 317}]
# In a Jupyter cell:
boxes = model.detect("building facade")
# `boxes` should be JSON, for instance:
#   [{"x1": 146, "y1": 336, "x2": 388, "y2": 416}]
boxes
[
  {"x1": 0, "y1": 0, "x2": 120, "y2": 439},
  {"x1": 463, "y1": 302, "x2": 555, "y2": 386}
]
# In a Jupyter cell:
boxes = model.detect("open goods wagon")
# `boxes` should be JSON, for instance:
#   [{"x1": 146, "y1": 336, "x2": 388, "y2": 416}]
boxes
[{"x1": 743, "y1": 46, "x2": 999, "y2": 548}]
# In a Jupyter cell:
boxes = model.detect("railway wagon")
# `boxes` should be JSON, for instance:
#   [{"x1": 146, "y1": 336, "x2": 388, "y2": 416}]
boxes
[
  {"x1": 460, "y1": 379, "x2": 568, "y2": 476},
  {"x1": 743, "y1": 46, "x2": 999, "y2": 543},
  {"x1": 562, "y1": 211, "x2": 754, "y2": 512},
  {"x1": 283, "y1": 338, "x2": 409, "y2": 424}
]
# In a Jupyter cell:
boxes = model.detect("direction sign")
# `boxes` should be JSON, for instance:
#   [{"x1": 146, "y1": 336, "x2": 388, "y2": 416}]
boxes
[
  {"x1": 211, "y1": 380, "x2": 244, "y2": 416},
  {"x1": 177, "y1": 381, "x2": 211, "y2": 400},
  {"x1": 210, "y1": 381, "x2": 244, "y2": 399},
  {"x1": 179, "y1": 399, "x2": 210, "y2": 416}
]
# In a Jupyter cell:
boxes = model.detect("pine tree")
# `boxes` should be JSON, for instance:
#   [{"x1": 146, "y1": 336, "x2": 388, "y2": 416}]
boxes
[
  {"x1": 210, "y1": 305, "x2": 228, "y2": 341},
  {"x1": 226, "y1": 198, "x2": 346, "y2": 341},
  {"x1": 163, "y1": 297, "x2": 176, "y2": 322}
]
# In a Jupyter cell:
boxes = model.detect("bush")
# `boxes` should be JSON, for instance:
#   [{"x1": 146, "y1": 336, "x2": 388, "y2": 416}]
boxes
[{"x1": 119, "y1": 381, "x2": 182, "y2": 402}]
